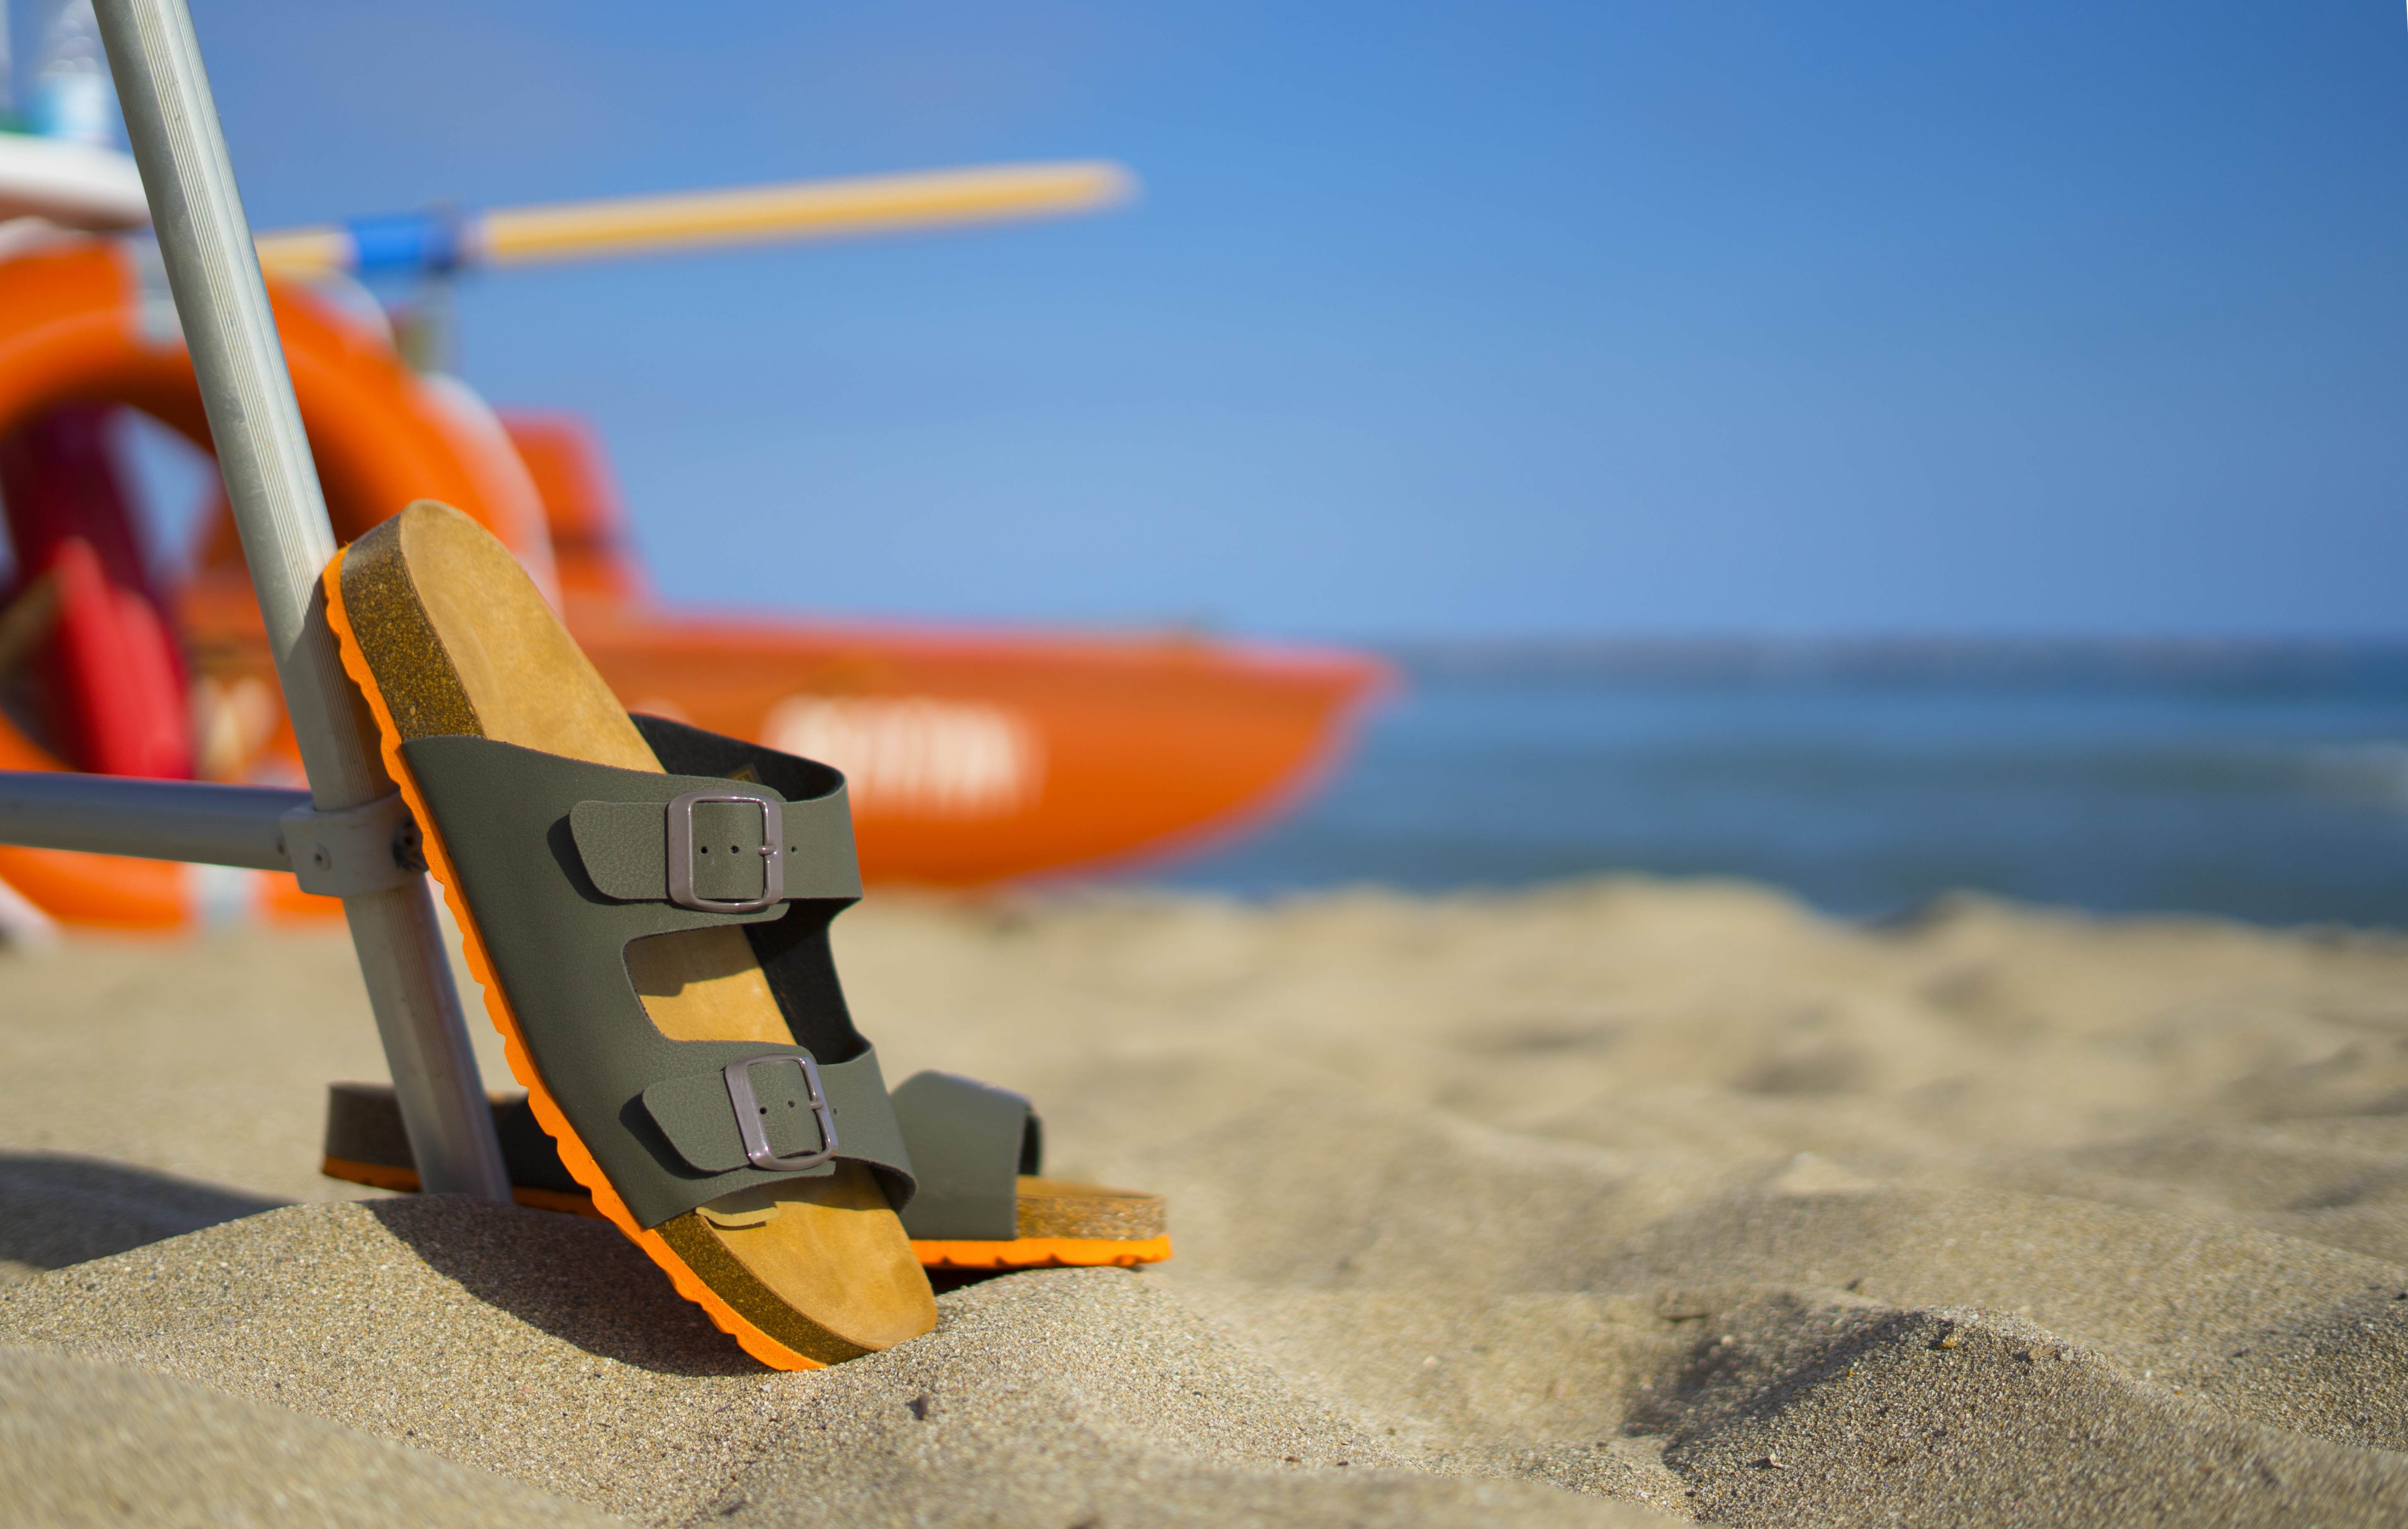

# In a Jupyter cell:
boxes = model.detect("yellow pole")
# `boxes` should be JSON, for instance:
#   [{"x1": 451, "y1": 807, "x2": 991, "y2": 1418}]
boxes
[
  {"x1": 251, "y1": 223, "x2": 351, "y2": 273},
  {"x1": 253, "y1": 160, "x2": 1137, "y2": 276}
]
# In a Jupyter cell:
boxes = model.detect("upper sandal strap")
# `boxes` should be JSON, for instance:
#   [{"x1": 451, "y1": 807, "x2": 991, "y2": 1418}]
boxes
[{"x1": 571, "y1": 789, "x2": 860, "y2": 910}]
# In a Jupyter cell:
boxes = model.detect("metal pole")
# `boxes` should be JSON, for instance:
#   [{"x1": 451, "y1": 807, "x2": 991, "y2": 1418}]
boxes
[
  {"x1": 0, "y1": 772, "x2": 301, "y2": 866},
  {"x1": 92, "y1": 0, "x2": 508, "y2": 1202}
]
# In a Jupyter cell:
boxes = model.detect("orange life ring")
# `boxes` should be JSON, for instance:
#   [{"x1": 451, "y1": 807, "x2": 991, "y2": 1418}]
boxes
[{"x1": 0, "y1": 239, "x2": 554, "y2": 929}]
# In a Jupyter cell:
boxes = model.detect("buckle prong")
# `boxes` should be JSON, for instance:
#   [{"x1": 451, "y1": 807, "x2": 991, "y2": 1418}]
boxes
[
  {"x1": 666, "y1": 789, "x2": 784, "y2": 913},
  {"x1": 722, "y1": 1054, "x2": 838, "y2": 1172}
]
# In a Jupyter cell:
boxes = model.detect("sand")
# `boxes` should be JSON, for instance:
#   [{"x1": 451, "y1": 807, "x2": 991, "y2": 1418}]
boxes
[{"x1": 1, "y1": 878, "x2": 2406, "y2": 1524}]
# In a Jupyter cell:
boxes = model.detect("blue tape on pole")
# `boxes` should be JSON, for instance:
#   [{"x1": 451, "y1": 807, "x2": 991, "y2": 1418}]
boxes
[{"x1": 342, "y1": 210, "x2": 461, "y2": 276}]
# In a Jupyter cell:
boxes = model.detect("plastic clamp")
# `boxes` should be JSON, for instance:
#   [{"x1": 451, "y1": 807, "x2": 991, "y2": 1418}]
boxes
[{"x1": 280, "y1": 791, "x2": 423, "y2": 897}]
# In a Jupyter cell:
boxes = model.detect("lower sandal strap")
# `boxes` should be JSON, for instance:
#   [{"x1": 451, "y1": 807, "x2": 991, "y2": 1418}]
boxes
[
  {"x1": 643, "y1": 1047, "x2": 906, "y2": 1177},
  {"x1": 889, "y1": 1071, "x2": 1042, "y2": 1242}
]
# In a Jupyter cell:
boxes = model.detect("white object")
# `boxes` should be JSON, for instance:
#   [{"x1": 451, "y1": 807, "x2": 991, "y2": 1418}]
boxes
[
  {"x1": 29, "y1": 0, "x2": 118, "y2": 148},
  {"x1": 281, "y1": 791, "x2": 416, "y2": 898},
  {"x1": 0, "y1": 130, "x2": 146, "y2": 227},
  {"x1": 0, "y1": 868, "x2": 61, "y2": 951}
]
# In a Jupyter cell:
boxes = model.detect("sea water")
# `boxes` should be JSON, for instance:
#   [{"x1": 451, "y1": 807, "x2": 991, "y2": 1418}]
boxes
[{"x1": 1154, "y1": 641, "x2": 2408, "y2": 928}]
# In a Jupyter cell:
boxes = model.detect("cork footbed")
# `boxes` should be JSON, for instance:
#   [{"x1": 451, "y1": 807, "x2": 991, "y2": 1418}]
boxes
[
  {"x1": 325, "y1": 499, "x2": 936, "y2": 1370},
  {"x1": 910, "y1": 1177, "x2": 1173, "y2": 1269}
]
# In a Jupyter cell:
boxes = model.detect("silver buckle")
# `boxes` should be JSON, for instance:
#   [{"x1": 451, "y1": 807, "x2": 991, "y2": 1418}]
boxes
[
  {"x1": 666, "y1": 789, "x2": 784, "y2": 914},
  {"x1": 722, "y1": 1054, "x2": 839, "y2": 1172}
]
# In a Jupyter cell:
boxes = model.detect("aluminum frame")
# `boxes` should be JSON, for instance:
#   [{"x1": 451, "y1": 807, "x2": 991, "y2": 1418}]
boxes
[{"x1": 5, "y1": 0, "x2": 515, "y2": 1200}]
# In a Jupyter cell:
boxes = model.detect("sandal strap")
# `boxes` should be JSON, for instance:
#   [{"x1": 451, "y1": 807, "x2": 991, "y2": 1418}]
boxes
[
  {"x1": 400, "y1": 730, "x2": 915, "y2": 1228},
  {"x1": 571, "y1": 791, "x2": 858, "y2": 909},
  {"x1": 630, "y1": 713, "x2": 892, "y2": 1083},
  {"x1": 889, "y1": 1071, "x2": 1044, "y2": 1240},
  {"x1": 642, "y1": 1044, "x2": 907, "y2": 1178}
]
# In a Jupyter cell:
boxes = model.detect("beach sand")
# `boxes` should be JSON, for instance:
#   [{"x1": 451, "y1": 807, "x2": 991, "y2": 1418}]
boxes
[{"x1": 2, "y1": 878, "x2": 2407, "y2": 1524}]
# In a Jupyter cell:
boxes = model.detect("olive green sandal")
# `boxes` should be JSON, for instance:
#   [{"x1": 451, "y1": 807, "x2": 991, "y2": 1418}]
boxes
[
  {"x1": 327, "y1": 500, "x2": 936, "y2": 1370},
  {"x1": 888, "y1": 1071, "x2": 1170, "y2": 1269},
  {"x1": 321, "y1": 1070, "x2": 1173, "y2": 1269}
]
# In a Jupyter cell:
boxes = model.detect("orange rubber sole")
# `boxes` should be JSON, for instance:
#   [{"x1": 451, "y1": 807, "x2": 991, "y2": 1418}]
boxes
[{"x1": 909, "y1": 1236, "x2": 1175, "y2": 1270}]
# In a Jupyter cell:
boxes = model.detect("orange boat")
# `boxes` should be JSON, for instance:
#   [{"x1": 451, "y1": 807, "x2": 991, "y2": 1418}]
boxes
[{"x1": 0, "y1": 236, "x2": 1386, "y2": 927}]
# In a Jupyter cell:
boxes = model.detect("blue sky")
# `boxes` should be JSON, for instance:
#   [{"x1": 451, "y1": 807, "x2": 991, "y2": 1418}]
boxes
[{"x1": 126, "y1": 3, "x2": 2408, "y2": 637}]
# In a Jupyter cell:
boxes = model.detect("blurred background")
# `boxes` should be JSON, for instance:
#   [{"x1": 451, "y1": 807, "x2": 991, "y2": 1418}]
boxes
[{"x1": 13, "y1": 1, "x2": 2408, "y2": 925}]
